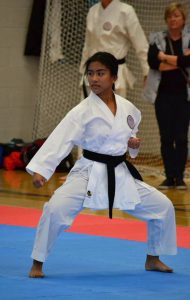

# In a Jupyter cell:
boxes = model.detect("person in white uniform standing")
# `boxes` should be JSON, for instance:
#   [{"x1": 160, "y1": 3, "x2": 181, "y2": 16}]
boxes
[
  {"x1": 80, "y1": 0, "x2": 149, "y2": 97},
  {"x1": 27, "y1": 52, "x2": 176, "y2": 278}
]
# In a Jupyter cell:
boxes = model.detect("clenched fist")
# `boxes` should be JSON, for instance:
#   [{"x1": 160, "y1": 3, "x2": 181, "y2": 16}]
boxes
[
  {"x1": 128, "y1": 137, "x2": 140, "y2": 149},
  {"x1": 33, "y1": 173, "x2": 46, "y2": 188}
]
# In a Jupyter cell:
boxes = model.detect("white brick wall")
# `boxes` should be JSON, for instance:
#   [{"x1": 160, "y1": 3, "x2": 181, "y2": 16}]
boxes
[{"x1": 0, "y1": 0, "x2": 39, "y2": 143}]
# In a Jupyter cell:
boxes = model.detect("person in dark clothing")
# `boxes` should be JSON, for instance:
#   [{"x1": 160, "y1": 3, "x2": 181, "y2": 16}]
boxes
[{"x1": 144, "y1": 2, "x2": 190, "y2": 190}]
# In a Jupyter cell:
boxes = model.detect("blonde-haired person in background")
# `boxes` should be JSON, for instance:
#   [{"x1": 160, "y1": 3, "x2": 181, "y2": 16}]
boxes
[{"x1": 143, "y1": 2, "x2": 190, "y2": 190}]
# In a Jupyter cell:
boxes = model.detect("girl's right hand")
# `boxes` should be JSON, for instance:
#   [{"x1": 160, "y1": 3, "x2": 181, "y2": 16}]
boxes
[{"x1": 33, "y1": 173, "x2": 46, "y2": 188}]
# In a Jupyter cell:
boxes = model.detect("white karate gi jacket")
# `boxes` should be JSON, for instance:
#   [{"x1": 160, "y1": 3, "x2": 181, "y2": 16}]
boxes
[
  {"x1": 80, "y1": 0, "x2": 149, "y2": 90},
  {"x1": 26, "y1": 92, "x2": 142, "y2": 210}
]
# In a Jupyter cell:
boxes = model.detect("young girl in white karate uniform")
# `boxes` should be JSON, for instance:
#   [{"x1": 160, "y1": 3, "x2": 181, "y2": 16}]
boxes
[{"x1": 27, "y1": 52, "x2": 176, "y2": 278}]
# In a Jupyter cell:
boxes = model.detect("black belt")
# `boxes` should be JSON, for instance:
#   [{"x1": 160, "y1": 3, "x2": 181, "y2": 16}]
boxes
[
  {"x1": 117, "y1": 58, "x2": 126, "y2": 65},
  {"x1": 83, "y1": 149, "x2": 142, "y2": 219}
]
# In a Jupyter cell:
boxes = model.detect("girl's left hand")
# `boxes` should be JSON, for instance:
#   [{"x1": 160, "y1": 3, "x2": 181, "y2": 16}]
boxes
[{"x1": 128, "y1": 137, "x2": 140, "y2": 149}]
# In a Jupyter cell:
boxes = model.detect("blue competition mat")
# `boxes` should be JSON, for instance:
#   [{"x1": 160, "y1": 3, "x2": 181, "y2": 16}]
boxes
[{"x1": 0, "y1": 225, "x2": 189, "y2": 300}]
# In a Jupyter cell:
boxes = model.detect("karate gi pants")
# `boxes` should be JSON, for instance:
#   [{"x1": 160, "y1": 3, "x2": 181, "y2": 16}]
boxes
[{"x1": 31, "y1": 172, "x2": 177, "y2": 262}]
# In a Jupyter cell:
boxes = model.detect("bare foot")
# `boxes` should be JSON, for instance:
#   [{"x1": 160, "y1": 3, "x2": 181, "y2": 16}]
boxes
[
  {"x1": 145, "y1": 255, "x2": 173, "y2": 273},
  {"x1": 29, "y1": 260, "x2": 45, "y2": 278}
]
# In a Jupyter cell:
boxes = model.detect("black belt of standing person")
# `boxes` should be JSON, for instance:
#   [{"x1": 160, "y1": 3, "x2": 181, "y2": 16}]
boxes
[
  {"x1": 117, "y1": 58, "x2": 126, "y2": 65},
  {"x1": 83, "y1": 149, "x2": 142, "y2": 219}
]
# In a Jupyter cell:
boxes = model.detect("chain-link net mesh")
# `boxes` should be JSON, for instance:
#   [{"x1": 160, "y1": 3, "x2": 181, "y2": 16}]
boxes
[{"x1": 32, "y1": 0, "x2": 190, "y2": 176}]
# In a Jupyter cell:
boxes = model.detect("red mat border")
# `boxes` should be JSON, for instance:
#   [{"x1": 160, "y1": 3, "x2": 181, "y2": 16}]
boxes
[{"x1": 0, "y1": 205, "x2": 189, "y2": 248}]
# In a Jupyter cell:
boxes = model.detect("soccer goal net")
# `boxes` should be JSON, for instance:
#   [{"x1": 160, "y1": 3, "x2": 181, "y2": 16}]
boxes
[{"x1": 32, "y1": 0, "x2": 190, "y2": 176}]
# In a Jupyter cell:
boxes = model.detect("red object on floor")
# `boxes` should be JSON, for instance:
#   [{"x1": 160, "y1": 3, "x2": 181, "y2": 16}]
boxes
[{"x1": 0, "y1": 205, "x2": 189, "y2": 248}]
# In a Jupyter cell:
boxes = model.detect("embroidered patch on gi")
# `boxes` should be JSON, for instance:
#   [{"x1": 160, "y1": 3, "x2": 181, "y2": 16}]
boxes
[
  {"x1": 103, "y1": 22, "x2": 112, "y2": 31},
  {"x1": 127, "y1": 115, "x2": 135, "y2": 129},
  {"x1": 87, "y1": 190, "x2": 92, "y2": 197}
]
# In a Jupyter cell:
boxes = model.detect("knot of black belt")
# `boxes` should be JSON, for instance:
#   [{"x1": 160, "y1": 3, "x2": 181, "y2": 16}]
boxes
[
  {"x1": 117, "y1": 57, "x2": 126, "y2": 65},
  {"x1": 83, "y1": 149, "x2": 142, "y2": 219}
]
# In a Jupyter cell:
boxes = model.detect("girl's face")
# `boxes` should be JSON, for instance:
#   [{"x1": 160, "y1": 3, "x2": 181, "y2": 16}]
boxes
[
  {"x1": 166, "y1": 9, "x2": 185, "y2": 31},
  {"x1": 87, "y1": 61, "x2": 117, "y2": 97}
]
